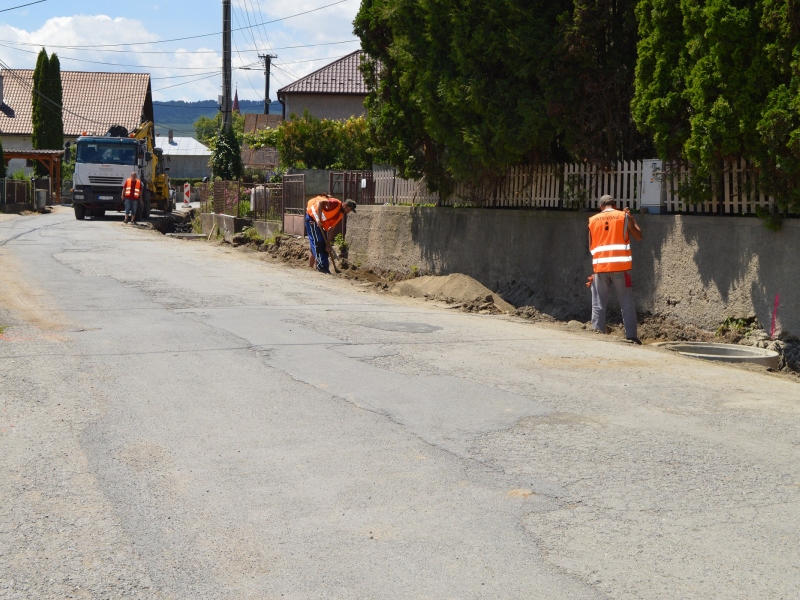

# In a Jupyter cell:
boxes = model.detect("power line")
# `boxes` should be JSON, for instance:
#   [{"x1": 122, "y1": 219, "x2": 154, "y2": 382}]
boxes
[
  {"x1": 0, "y1": 0, "x2": 47, "y2": 14},
  {"x1": 0, "y1": 39, "x2": 360, "y2": 54},
  {"x1": 0, "y1": 1, "x2": 348, "y2": 49},
  {"x1": 231, "y1": 6, "x2": 264, "y2": 102}
]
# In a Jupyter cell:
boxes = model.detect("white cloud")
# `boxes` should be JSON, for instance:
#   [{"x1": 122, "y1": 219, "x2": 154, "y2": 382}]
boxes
[
  {"x1": 0, "y1": 15, "x2": 222, "y2": 101},
  {"x1": 0, "y1": 5, "x2": 363, "y2": 102}
]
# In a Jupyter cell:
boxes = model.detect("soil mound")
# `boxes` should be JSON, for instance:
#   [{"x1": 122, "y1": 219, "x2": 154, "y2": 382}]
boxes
[{"x1": 391, "y1": 274, "x2": 514, "y2": 313}]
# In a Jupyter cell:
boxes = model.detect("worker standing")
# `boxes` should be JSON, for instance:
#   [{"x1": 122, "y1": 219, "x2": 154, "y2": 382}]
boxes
[
  {"x1": 587, "y1": 195, "x2": 643, "y2": 343},
  {"x1": 122, "y1": 172, "x2": 142, "y2": 224},
  {"x1": 305, "y1": 195, "x2": 356, "y2": 273}
]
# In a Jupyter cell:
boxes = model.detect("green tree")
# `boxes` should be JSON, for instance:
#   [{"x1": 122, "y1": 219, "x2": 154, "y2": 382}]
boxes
[
  {"x1": 211, "y1": 125, "x2": 243, "y2": 180},
  {"x1": 44, "y1": 53, "x2": 63, "y2": 153},
  {"x1": 194, "y1": 111, "x2": 245, "y2": 147},
  {"x1": 632, "y1": 0, "x2": 800, "y2": 219},
  {"x1": 244, "y1": 112, "x2": 375, "y2": 170},
  {"x1": 31, "y1": 48, "x2": 49, "y2": 175},
  {"x1": 354, "y1": 0, "x2": 646, "y2": 197},
  {"x1": 545, "y1": 0, "x2": 649, "y2": 162}
]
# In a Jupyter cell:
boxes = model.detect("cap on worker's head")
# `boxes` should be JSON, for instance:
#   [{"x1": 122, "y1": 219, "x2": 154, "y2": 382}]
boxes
[
  {"x1": 344, "y1": 198, "x2": 357, "y2": 212},
  {"x1": 600, "y1": 194, "x2": 616, "y2": 206}
]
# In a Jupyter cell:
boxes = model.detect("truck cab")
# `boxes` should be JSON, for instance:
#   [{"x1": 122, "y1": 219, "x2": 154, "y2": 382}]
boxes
[
  {"x1": 72, "y1": 136, "x2": 148, "y2": 219},
  {"x1": 71, "y1": 122, "x2": 173, "y2": 220}
]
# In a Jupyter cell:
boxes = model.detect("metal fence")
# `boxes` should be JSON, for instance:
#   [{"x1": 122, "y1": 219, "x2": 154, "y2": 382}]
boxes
[
  {"x1": 281, "y1": 174, "x2": 306, "y2": 235},
  {"x1": 329, "y1": 171, "x2": 376, "y2": 205},
  {"x1": 0, "y1": 179, "x2": 32, "y2": 204},
  {"x1": 251, "y1": 183, "x2": 282, "y2": 221},
  {"x1": 212, "y1": 180, "x2": 243, "y2": 217}
]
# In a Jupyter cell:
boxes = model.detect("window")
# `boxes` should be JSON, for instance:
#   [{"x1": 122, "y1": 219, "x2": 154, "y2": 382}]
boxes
[{"x1": 76, "y1": 142, "x2": 137, "y2": 165}]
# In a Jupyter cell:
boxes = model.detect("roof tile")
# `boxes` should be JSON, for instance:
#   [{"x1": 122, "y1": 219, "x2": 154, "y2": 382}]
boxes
[
  {"x1": 0, "y1": 70, "x2": 151, "y2": 137},
  {"x1": 278, "y1": 51, "x2": 367, "y2": 96}
]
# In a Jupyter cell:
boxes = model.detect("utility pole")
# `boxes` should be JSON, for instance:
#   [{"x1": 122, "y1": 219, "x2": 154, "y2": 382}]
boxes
[
  {"x1": 258, "y1": 53, "x2": 277, "y2": 115},
  {"x1": 221, "y1": 0, "x2": 232, "y2": 131}
]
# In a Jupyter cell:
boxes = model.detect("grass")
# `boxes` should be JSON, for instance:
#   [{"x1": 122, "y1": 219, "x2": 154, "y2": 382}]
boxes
[
  {"x1": 241, "y1": 226, "x2": 265, "y2": 244},
  {"x1": 0, "y1": 325, "x2": 6, "y2": 336},
  {"x1": 191, "y1": 215, "x2": 203, "y2": 234},
  {"x1": 716, "y1": 316, "x2": 760, "y2": 338}
]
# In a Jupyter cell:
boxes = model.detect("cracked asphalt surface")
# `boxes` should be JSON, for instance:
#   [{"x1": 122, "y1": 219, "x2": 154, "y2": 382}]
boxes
[{"x1": 1, "y1": 208, "x2": 798, "y2": 599}]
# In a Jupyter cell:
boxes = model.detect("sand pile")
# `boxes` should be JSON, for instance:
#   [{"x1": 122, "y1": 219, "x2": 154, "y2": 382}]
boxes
[{"x1": 391, "y1": 274, "x2": 514, "y2": 313}]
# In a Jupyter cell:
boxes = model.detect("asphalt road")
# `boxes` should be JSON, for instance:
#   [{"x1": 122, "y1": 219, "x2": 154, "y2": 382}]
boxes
[{"x1": 1, "y1": 208, "x2": 798, "y2": 599}]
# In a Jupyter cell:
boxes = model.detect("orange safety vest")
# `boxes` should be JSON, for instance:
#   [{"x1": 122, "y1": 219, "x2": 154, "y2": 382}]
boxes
[
  {"x1": 588, "y1": 209, "x2": 632, "y2": 273},
  {"x1": 123, "y1": 178, "x2": 142, "y2": 200},
  {"x1": 306, "y1": 196, "x2": 344, "y2": 231}
]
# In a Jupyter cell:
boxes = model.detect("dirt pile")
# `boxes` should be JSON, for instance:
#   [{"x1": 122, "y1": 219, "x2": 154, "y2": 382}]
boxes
[
  {"x1": 151, "y1": 208, "x2": 195, "y2": 234},
  {"x1": 391, "y1": 274, "x2": 515, "y2": 314},
  {"x1": 513, "y1": 306, "x2": 556, "y2": 323},
  {"x1": 739, "y1": 330, "x2": 800, "y2": 372}
]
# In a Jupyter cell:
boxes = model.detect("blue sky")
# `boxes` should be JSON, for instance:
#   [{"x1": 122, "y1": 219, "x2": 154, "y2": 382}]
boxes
[{"x1": 0, "y1": 0, "x2": 362, "y2": 101}]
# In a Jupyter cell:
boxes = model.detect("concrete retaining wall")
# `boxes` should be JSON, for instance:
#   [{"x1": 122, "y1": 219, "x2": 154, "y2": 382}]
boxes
[
  {"x1": 346, "y1": 206, "x2": 800, "y2": 334},
  {"x1": 200, "y1": 213, "x2": 249, "y2": 242},
  {"x1": 200, "y1": 213, "x2": 281, "y2": 242},
  {"x1": 252, "y1": 220, "x2": 281, "y2": 240}
]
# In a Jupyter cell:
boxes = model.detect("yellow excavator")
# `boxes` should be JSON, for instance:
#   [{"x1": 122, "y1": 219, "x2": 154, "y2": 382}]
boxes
[{"x1": 131, "y1": 121, "x2": 174, "y2": 217}]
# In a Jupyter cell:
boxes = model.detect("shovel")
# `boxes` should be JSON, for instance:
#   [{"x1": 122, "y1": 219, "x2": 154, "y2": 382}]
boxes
[{"x1": 329, "y1": 246, "x2": 341, "y2": 274}]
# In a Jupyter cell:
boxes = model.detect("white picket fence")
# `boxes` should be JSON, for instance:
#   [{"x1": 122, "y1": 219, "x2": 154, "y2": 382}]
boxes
[
  {"x1": 373, "y1": 160, "x2": 776, "y2": 213},
  {"x1": 663, "y1": 160, "x2": 775, "y2": 214},
  {"x1": 374, "y1": 162, "x2": 643, "y2": 209}
]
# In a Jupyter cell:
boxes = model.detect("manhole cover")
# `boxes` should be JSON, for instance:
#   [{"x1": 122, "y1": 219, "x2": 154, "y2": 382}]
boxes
[
  {"x1": 662, "y1": 342, "x2": 780, "y2": 369},
  {"x1": 362, "y1": 321, "x2": 442, "y2": 334}
]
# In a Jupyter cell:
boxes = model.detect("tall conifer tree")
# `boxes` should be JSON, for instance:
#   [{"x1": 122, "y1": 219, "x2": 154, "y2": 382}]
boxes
[
  {"x1": 45, "y1": 54, "x2": 63, "y2": 153},
  {"x1": 31, "y1": 48, "x2": 49, "y2": 156}
]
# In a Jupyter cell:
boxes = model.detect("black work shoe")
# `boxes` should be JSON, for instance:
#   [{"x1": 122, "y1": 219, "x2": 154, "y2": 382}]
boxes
[{"x1": 626, "y1": 337, "x2": 642, "y2": 345}]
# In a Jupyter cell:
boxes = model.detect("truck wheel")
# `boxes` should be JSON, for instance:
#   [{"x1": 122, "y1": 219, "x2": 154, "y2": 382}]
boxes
[
  {"x1": 74, "y1": 204, "x2": 86, "y2": 220},
  {"x1": 135, "y1": 201, "x2": 143, "y2": 221},
  {"x1": 141, "y1": 199, "x2": 150, "y2": 220}
]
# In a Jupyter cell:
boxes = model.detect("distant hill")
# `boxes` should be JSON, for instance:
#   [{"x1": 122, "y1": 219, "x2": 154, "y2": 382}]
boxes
[{"x1": 153, "y1": 100, "x2": 282, "y2": 138}]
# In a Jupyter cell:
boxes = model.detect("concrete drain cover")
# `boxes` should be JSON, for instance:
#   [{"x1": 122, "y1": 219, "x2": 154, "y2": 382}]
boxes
[{"x1": 362, "y1": 321, "x2": 442, "y2": 334}]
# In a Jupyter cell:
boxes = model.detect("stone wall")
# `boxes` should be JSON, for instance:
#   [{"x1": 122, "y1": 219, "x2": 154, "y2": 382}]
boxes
[{"x1": 345, "y1": 206, "x2": 800, "y2": 334}]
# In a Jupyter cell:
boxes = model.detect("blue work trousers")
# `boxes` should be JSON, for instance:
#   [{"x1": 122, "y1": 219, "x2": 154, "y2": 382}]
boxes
[{"x1": 304, "y1": 214, "x2": 330, "y2": 274}]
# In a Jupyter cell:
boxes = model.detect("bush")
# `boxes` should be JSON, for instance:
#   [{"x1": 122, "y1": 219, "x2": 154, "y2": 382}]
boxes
[
  {"x1": 243, "y1": 111, "x2": 374, "y2": 170},
  {"x1": 211, "y1": 126, "x2": 243, "y2": 180}
]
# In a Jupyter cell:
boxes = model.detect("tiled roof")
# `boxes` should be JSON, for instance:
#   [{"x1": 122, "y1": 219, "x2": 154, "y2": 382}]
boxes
[
  {"x1": 243, "y1": 113, "x2": 282, "y2": 134},
  {"x1": 0, "y1": 70, "x2": 153, "y2": 137},
  {"x1": 278, "y1": 51, "x2": 367, "y2": 96}
]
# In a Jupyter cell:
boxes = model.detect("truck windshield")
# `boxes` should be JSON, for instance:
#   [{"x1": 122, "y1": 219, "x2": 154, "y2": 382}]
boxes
[{"x1": 76, "y1": 142, "x2": 136, "y2": 165}]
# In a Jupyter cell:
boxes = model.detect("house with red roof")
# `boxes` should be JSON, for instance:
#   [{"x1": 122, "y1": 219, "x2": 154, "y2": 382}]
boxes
[{"x1": 277, "y1": 51, "x2": 367, "y2": 121}]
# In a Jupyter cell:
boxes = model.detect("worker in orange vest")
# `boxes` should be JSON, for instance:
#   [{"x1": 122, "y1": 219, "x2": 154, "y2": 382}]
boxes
[
  {"x1": 587, "y1": 194, "x2": 643, "y2": 343},
  {"x1": 305, "y1": 195, "x2": 356, "y2": 273},
  {"x1": 122, "y1": 172, "x2": 142, "y2": 224}
]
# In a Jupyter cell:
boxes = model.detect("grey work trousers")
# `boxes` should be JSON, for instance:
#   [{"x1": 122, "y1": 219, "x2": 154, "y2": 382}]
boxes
[{"x1": 591, "y1": 271, "x2": 637, "y2": 339}]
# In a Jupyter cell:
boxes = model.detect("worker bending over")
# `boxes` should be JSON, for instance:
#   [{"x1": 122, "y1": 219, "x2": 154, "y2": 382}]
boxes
[
  {"x1": 305, "y1": 195, "x2": 356, "y2": 273},
  {"x1": 122, "y1": 172, "x2": 142, "y2": 224},
  {"x1": 587, "y1": 194, "x2": 643, "y2": 343}
]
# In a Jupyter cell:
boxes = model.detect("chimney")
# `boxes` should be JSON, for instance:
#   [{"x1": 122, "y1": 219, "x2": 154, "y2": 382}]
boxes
[{"x1": 168, "y1": 129, "x2": 174, "y2": 144}]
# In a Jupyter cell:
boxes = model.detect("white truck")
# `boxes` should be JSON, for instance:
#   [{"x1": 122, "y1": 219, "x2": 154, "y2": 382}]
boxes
[{"x1": 71, "y1": 122, "x2": 173, "y2": 220}]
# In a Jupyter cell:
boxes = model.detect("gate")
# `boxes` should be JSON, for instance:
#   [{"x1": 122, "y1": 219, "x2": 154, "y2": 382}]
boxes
[
  {"x1": 329, "y1": 171, "x2": 375, "y2": 205},
  {"x1": 282, "y1": 174, "x2": 306, "y2": 236}
]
